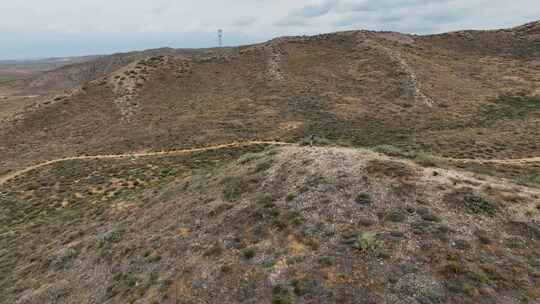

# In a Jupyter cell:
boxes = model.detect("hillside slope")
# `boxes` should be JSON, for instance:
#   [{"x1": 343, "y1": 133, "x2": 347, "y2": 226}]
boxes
[
  {"x1": 1, "y1": 144, "x2": 539, "y2": 303},
  {"x1": 1, "y1": 22, "x2": 539, "y2": 176}
]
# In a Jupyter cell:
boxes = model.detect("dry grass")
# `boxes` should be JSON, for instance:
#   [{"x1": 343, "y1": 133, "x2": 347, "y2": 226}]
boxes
[
  {"x1": 2, "y1": 25, "x2": 539, "y2": 177},
  {"x1": 2, "y1": 145, "x2": 539, "y2": 303},
  {"x1": 1, "y1": 22, "x2": 540, "y2": 304}
]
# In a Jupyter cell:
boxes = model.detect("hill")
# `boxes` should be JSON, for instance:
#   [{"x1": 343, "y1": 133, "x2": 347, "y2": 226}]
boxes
[
  {"x1": 0, "y1": 21, "x2": 540, "y2": 304},
  {"x1": 0, "y1": 56, "x2": 100, "y2": 83},
  {"x1": 1, "y1": 144, "x2": 539, "y2": 303},
  {"x1": 1, "y1": 22, "x2": 539, "y2": 178}
]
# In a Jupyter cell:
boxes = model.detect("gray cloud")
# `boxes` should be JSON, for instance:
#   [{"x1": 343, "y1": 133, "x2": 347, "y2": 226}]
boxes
[
  {"x1": 275, "y1": 0, "x2": 339, "y2": 27},
  {"x1": 0, "y1": 0, "x2": 538, "y2": 59},
  {"x1": 231, "y1": 17, "x2": 257, "y2": 27},
  {"x1": 297, "y1": 0, "x2": 338, "y2": 17},
  {"x1": 340, "y1": 0, "x2": 449, "y2": 12}
]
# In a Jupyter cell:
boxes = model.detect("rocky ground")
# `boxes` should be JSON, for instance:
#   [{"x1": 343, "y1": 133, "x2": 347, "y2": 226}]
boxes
[{"x1": 1, "y1": 144, "x2": 539, "y2": 303}]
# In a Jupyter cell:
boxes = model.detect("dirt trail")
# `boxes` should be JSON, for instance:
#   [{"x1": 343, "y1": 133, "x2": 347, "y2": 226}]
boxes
[
  {"x1": 367, "y1": 40, "x2": 434, "y2": 107},
  {"x1": 0, "y1": 141, "x2": 289, "y2": 186},
  {"x1": 446, "y1": 157, "x2": 540, "y2": 165},
  {"x1": 2, "y1": 141, "x2": 539, "y2": 186}
]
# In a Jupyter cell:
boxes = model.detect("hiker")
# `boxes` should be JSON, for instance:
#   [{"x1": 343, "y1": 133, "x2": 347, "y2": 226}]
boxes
[{"x1": 310, "y1": 134, "x2": 316, "y2": 147}]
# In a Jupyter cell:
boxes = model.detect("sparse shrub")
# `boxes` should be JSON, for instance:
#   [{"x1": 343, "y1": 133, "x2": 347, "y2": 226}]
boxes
[
  {"x1": 444, "y1": 260, "x2": 465, "y2": 275},
  {"x1": 287, "y1": 211, "x2": 304, "y2": 226},
  {"x1": 257, "y1": 194, "x2": 277, "y2": 207},
  {"x1": 343, "y1": 231, "x2": 380, "y2": 252},
  {"x1": 304, "y1": 173, "x2": 326, "y2": 188},
  {"x1": 372, "y1": 145, "x2": 410, "y2": 157},
  {"x1": 242, "y1": 248, "x2": 256, "y2": 259},
  {"x1": 474, "y1": 230, "x2": 492, "y2": 244},
  {"x1": 342, "y1": 231, "x2": 359, "y2": 245},
  {"x1": 417, "y1": 289, "x2": 445, "y2": 303},
  {"x1": 410, "y1": 220, "x2": 432, "y2": 235},
  {"x1": 158, "y1": 278, "x2": 173, "y2": 294},
  {"x1": 262, "y1": 259, "x2": 276, "y2": 268},
  {"x1": 469, "y1": 268, "x2": 490, "y2": 284},
  {"x1": 318, "y1": 255, "x2": 335, "y2": 266},
  {"x1": 126, "y1": 274, "x2": 137, "y2": 287},
  {"x1": 355, "y1": 232, "x2": 378, "y2": 252},
  {"x1": 146, "y1": 253, "x2": 162, "y2": 263},
  {"x1": 220, "y1": 264, "x2": 233, "y2": 273},
  {"x1": 445, "y1": 189, "x2": 497, "y2": 216},
  {"x1": 420, "y1": 212, "x2": 441, "y2": 222},
  {"x1": 304, "y1": 238, "x2": 320, "y2": 250},
  {"x1": 272, "y1": 285, "x2": 293, "y2": 304},
  {"x1": 254, "y1": 159, "x2": 273, "y2": 172},
  {"x1": 414, "y1": 153, "x2": 440, "y2": 167},
  {"x1": 100, "y1": 230, "x2": 122, "y2": 245},
  {"x1": 292, "y1": 276, "x2": 317, "y2": 296},
  {"x1": 446, "y1": 280, "x2": 475, "y2": 296},
  {"x1": 355, "y1": 193, "x2": 372, "y2": 205},
  {"x1": 204, "y1": 242, "x2": 223, "y2": 257},
  {"x1": 238, "y1": 153, "x2": 260, "y2": 164},
  {"x1": 454, "y1": 239, "x2": 470, "y2": 250},
  {"x1": 358, "y1": 216, "x2": 376, "y2": 226},
  {"x1": 299, "y1": 136, "x2": 331, "y2": 146},
  {"x1": 286, "y1": 192, "x2": 296, "y2": 202},
  {"x1": 387, "y1": 209, "x2": 406, "y2": 222},
  {"x1": 286, "y1": 256, "x2": 305, "y2": 264},
  {"x1": 52, "y1": 247, "x2": 78, "y2": 269},
  {"x1": 266, "y1": 149, "x2": 280, "y2": 156},
  {"x1": 462, "y1": 193, "x2": 497, "y2": 216},
  {"x1": 222, "y1": 176, "x2": 246, "y2": 202},
  {"x1": 366, "y1": 159, "x2": 415, "y2": 179},
  {"x1": 273, "y1": 219, "x2": 288, "y2": 230}
]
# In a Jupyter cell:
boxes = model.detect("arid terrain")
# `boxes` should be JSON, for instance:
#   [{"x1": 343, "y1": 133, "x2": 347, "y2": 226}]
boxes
[{"x1": 0, "y1": 21, "x2": 539, "y2": 304}]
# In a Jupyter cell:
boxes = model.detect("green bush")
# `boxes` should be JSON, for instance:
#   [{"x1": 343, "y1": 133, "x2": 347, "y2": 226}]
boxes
[
  {"x1": 257, "y1": 194, "x2": 277, "y2": 206},
  {"x1": 238, "y1": 153, "x2": 260, "y2": 164},
  {"x1": 414, "y1": 153, "x2": 440, "y2": 167},
  {"x1": 242, "y1": 248, "x2": 256, "y2": 259},
  {"x1": 463, "y1": 193, "x2": 497, "y2": 216},
  {"x1": 355, "y1": 232, "x2": 378, "y2": 252},
  {"x1": 272, "y1": 285, "x2": 293, "y2": 304},
  {"x1": 355, "y1": 193, "x2": 373, "y2": 205},
  {"x1": 318, "y1": 255, "x2": 335, "y2": 266},
  {"x1": 286, "y1": 192, "x2": 297, "y2": 202},
  {"x1": 222, "y1": 177, "x2": 246, "y2": 202},
  {"x1": 254, "y1": 159, "x2": 273, "y2": 172},
  {"x1": 101, "y1": 230, "x2": 122, "y2": 244},
  {"x1": 372, "y1": 145, "x2": 410, "y2": 157}
]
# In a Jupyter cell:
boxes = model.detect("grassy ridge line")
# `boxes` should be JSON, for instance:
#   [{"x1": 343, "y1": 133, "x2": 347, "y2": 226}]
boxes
[{"x1": 0, "y1": 140, "x2": 290, "y2": 186}]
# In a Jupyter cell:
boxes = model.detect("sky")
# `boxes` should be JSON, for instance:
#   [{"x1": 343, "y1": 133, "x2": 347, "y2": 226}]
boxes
[{"x1": 1, "y1": 0, "x2": 539, "y2": 60}]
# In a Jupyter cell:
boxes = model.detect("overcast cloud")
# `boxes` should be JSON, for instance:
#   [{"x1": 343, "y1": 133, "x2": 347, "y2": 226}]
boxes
[{"x1": 0, "y1": 0, "x2": 539, "y2": 59}]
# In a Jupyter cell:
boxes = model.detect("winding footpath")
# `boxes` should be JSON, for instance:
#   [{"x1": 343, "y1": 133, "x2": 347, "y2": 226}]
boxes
[
  {"x1": 1, "y1": 140, "x2": 539, "y2": 186},
  {"x1": 0, "y1": 141, "x2": 289, "y2": 186},
  {"x1": 445, "y1": 157, "x2": 540, "y2": 165}
]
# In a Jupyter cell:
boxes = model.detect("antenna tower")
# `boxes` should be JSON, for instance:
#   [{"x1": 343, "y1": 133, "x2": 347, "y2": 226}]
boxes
[{"x1": 218, "y1": 29, "x2": 223, "y2": 47}]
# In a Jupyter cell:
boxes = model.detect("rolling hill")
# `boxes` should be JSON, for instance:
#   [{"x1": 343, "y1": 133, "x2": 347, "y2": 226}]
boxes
[
  {"x1": 0, "y1": 21, "x2": 539, "y2": 304},
  {"x1": 1, "y1": 21, "x2": 539, "y2": 178}
]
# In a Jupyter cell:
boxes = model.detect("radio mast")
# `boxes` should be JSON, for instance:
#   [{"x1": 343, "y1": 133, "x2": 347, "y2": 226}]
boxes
[{"x1": 218, "y1": 29, "x2": 223, "y2": 47}]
